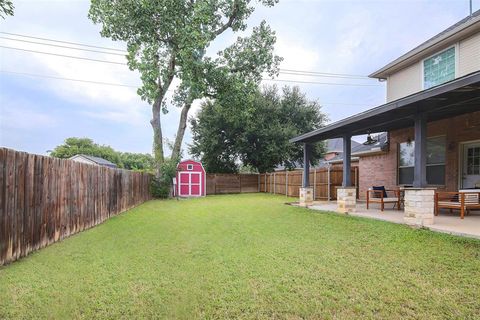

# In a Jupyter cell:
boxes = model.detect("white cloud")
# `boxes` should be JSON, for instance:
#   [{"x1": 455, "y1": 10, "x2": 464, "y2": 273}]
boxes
[
  {"x1": 0, "y1": 96, "x2": 57, "y2": 130},
  {"x1": 274, "y1": 36, "x2": 319, "y2": 73}
]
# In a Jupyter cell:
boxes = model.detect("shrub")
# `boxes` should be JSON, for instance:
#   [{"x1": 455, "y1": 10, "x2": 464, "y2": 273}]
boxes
[{"x1": 150, "y1": 159, "x2": 178, "y2": 198}]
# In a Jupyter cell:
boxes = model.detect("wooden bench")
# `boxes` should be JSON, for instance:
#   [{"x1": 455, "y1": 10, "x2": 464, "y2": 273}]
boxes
[
  {"x1": 435, "y1": 191, "x2": 480, "y2": 219},
  {"x1": 366, "y1": 188, "x2": 401, "y2": 212}
]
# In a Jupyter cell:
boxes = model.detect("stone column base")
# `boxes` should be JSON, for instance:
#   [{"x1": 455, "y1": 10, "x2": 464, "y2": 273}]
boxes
[
  {"x1": 299, "y1": 187, "x2": 314, "y2": 207},
  {"x1": 404, "y1": 188, "x2": 435, "y2": 227},
  {"x1": 337, "y1": 187, "x2": 356, "y2": 214}
]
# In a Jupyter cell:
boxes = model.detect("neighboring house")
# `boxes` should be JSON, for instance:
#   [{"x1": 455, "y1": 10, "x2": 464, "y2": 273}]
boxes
[
  {"x1": 292, "y1": 10, "x2": 480, "y2": 200},
  {"x1": 324, "y1": 132, "x2": 388, "y2": 166},
  {"x1": 323, "y1": 138, "x2": 361, "y2": 161},
  {"x1": 274, "y1": 138, "x2": 362, "y2": 171},
  {"x1": 69, "y1": 154, "x2": 118, "y2": 168}
]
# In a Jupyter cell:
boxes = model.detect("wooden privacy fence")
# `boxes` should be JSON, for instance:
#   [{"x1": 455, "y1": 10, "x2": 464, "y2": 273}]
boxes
[
  {"x1": 259, "y1": 167, "x2": 358, "y2": 200},
  {"x1": 206, "y1": 173, "x2": 259, "y2": 195},
  {"x1": 0, "y1": 148, "x2": 151, "y2": 266}
]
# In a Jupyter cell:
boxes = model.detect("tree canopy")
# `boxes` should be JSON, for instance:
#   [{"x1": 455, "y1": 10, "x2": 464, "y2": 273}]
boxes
[
  {"x1": 0, "y1": 0, "x2": 14, "y2": 19},
  {"x1": 89, "y1": 0, "x2": 281, "y2": 175},
  {"x1": 190, "y1": 85, "x2": 327, "y2": 173},
  {"x1": 49, "y1": 137, "x2": 155, "y2": 171}
]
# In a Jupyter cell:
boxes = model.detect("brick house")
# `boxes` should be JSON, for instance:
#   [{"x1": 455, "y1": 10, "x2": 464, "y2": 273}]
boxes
[{"x1": 291, "y1": 10, "x2": 480, "y2": 226}]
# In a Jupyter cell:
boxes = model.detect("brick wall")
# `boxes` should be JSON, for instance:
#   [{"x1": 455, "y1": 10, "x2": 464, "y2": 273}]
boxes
[{"x1": 357, "y1": 111, "x2": 480, "y2": 199}]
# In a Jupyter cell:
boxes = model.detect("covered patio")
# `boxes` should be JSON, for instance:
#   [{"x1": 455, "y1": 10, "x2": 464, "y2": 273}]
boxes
[
  {"x1": 304, "y1": 201, "x2": 480, "y2": 239},
  {"x1": 291, "y1": 71, "x2": 480, "y2": 229}
]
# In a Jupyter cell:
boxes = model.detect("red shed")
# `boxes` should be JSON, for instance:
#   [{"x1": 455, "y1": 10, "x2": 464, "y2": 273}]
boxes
[{"x1": 174, "y1": 159, "x2": 206, "y2": 197}]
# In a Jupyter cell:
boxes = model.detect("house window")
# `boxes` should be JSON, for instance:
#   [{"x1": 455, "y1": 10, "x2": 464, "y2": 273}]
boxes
[
  {"x1": 423, "y1": 47, "x2": 455, "y2": 89},
  {"x1": 467, "y1": 147, "x2": 480, "y2": 175},
  {"x1": 187, "y1": 164, "x2": 193, "y2": 170},
  {"x1": 398, "y1": 136, "x2": 446, "y2": 185}
]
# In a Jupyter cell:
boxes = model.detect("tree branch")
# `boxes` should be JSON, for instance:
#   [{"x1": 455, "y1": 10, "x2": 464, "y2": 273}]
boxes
[
  {"x1": 159, "y1": 50, "x2": 176, "y2": 96},
  {"x1": 213, "y1": 1, "x2": 239, "y2": 36}
]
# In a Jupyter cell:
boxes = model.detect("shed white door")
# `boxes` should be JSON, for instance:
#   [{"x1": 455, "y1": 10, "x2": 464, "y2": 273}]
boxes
[{"x1": 179, "y1": 172, "x2": 202, "y2": 196}]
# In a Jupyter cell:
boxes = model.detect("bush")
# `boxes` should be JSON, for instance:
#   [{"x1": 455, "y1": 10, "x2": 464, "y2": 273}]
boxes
[{"x1": 150, "y1": 159, "x2": 178, "y2": 198}]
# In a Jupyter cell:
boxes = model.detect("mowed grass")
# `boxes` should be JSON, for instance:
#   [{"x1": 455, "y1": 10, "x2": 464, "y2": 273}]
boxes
[{"x1": 1, "y1": 194, "x2": 479, "y2": 319}]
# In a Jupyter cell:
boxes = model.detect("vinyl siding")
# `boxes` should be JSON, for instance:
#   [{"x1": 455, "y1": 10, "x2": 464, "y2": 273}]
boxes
[
  {"x1": 458, "y1": 32, "x2": 480, "y2": 76},
  {"x1": 386, "y1": 62, "x2": 422, "y2": 102},
  {"x1": 386, "y1": 31, "x2": 480, "y2": 102}
]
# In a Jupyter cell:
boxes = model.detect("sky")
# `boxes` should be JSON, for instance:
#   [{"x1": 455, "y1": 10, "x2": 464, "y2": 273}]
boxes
[{"x1": 1, "y1": 0, "x2": 478, "y2": 157}]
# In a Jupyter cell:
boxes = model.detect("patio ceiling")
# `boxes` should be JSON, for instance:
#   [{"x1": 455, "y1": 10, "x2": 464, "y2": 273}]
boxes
[{"x1": 290, "y1": 71, "x2": 480, "y2": 143}]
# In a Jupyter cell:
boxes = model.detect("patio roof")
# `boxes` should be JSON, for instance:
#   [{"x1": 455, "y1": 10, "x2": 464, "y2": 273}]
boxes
[{"x1": 290, "y1": 71, "x2": 480, "y2": 144}]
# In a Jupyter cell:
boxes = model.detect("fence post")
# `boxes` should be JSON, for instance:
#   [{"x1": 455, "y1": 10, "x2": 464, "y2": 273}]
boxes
[
  {"x1": 327, "y1": 165, "x2": 331, "y2": 201},
  {"x1": 265, "y1": 173, "x2": 267, "y2": 192},
  {"x1": 271, "y1": 173, "x2": 273, "y2": 193},
  {"x1": 258, "y1": 174, "x2": 260, "y2": 192},
  {"x1": 355, "y1": 167, "x2": 358, "y2": 199},
  {"x1": 313, "y1": 168, "x2": 317, "y2": 200},
  {"x1": 273, "y1": 172, "x2": 276, "y2": 194},
  {"x1": 285, "y1": 170, "x2": 288, "y2": 197}
]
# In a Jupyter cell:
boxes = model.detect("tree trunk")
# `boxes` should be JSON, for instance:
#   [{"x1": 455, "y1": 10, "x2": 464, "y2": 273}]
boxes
[
  {"x1": 171, "y1": 101, "x2": 192, "y2": 161},
  {"x1": 151, "y1": 97, "x2": 164, "y2": 177}
]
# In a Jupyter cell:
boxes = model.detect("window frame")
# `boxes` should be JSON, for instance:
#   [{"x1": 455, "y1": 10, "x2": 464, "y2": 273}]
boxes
[
  {"x1": 397, "y1": 135, "x2": 447, "y2": 186},
  {"x1": 398, "y1": 140, "x2": 415, "y2": 185},
  {"x1": 187, "y1": 164, "x2": 194, "y2": 171},
  {"x1": 466, "y1": 146, "x2": 480, "y2": 175},
  {"x1": 421, "y1": 44, "x2": 458, "y2": 90}
]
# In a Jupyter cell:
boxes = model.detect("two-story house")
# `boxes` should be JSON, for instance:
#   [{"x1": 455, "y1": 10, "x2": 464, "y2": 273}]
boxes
[
  {"x1": 364, "y1": 10, "x2": 480, "y2": 197},
  {"x1": 291, "y1": 10, "x2": 480, "y2": 226}
]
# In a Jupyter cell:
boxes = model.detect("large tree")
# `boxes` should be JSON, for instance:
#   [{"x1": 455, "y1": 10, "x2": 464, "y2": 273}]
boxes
[
  {"x1": 89, "y1": 0, "x2": 281, "y2": 176},
  {"x1": 190, "y1": 85, "x2": 327, "y2": 173}
]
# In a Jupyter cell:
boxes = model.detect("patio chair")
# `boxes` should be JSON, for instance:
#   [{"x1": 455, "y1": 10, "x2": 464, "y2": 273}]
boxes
[
  {"x1": 435, "y1": 191, "x2": 480, "y2": 219},
  {"x1": 366, "y1": 186, "x2": 402, "y2": 212}
]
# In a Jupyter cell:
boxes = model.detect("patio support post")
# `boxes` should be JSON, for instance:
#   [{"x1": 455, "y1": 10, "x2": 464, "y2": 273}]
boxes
[
  {"x1": 342, "y1": 134, "x2": 352, "y2": 187},
  {"x1": 299, "y1": 143, "x2": 313, "y2": 207},
  {"x1": 302, "y1": 143, "x2": 311, "y2": 188},
  {"x1": 413, "y1": 112, "x2": 427, "y2": 188},
  {"x1": 337, "y1": 134, "x2": 356, "y2": 214},
  {"x1": 404, "y1": 112, "x2": 435, "y2": 226}
]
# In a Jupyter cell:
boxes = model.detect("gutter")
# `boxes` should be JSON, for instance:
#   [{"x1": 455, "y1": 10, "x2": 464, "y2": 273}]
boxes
[
  {"x1": 327, "y1": 157, "x2": 360, "y2": 164},
  {"x1": 351, "y1": 147, "x2": 386, "y2": 157}
]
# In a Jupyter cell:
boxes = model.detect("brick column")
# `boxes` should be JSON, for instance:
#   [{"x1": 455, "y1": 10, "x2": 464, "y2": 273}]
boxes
[
  {"x1": 403, "y1": 188, "x2": 435, "y2": 226},
  {"x1": 337, "y1": 186, "x2": 356, "y2": 214},
  {"x1": 299, "y1": 187, "x2": 314, "y2": 207}
]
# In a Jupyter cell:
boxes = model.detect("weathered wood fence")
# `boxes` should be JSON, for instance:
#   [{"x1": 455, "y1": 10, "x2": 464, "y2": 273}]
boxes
[
  {"x1": 0, "y1": 148, "x2": 151, "y2": 266},
  {"x1": 259, "y1": 167, "x2": 358, "y2": 200},
  {"x1": 204, "y1": 167, "x2": 359, "y2": 199},
  {"x1": 206, "y1": 173, "x2": 259, "y2": 195}
]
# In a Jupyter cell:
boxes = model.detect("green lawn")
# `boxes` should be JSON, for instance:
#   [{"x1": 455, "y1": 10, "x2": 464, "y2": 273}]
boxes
[{"x1": 1, "y1": 194, "x2": 479, "y2": 319}]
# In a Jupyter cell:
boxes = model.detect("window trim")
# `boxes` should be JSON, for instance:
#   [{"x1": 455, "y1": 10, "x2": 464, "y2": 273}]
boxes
[
  {"x1": 421, "y1": 44, "x2": 458, "y2": 90},
  {"x1": 187, "y1": 164, "x2": 194, "y2": 171}
]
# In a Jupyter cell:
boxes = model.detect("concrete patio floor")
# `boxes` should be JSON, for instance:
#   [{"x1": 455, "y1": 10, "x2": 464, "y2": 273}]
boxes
[{"x1": 304, "y1": 201, "x2": 480, "y2": 240}]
